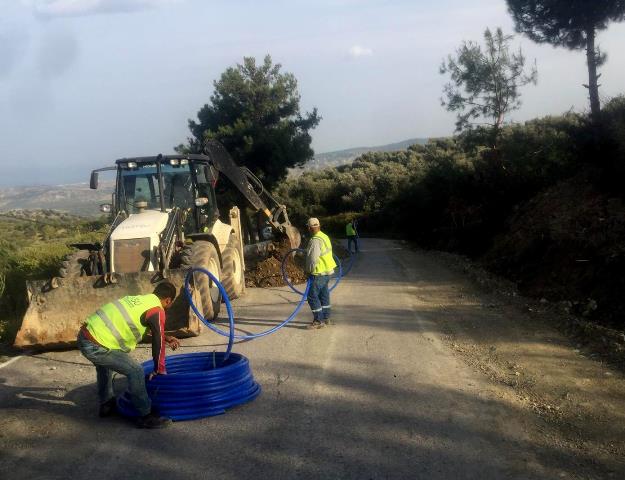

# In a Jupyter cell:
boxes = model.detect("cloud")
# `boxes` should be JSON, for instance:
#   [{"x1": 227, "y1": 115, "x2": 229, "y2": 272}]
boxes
[
  {"x1": 348, "y1": 45, "x2": 373, "y2": 58},
  {"x1": 23, "y1": 0, "x2": 180, "y2": 18}
]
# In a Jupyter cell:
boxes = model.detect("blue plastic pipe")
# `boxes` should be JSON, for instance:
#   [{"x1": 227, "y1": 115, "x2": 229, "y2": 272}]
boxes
[
  {"x1": 281, "y1": 249, "x2": 355, "y2": 295},
  {"x1": 184, "y1": 268, "x2": 313, "y2": 340},
  {"x1": 117, "y1": 351, "x2": 261, "y2": 421}
]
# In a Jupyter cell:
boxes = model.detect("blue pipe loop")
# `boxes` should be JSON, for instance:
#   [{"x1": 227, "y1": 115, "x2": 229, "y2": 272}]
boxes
[
  {"x1": 185, "y1": 267, "x2": 236, "y2": 358},
  {"x1": 280, "y1": 248, "x2": 355, "y2": 296},
  {"x1": 185, "y1": 266, "x2": 313, "y2": 340}
]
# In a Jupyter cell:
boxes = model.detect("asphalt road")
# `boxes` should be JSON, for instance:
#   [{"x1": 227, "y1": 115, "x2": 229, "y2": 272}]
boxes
[{"x1": 0, "y1": 239, "x2": 583, "y2": 479}]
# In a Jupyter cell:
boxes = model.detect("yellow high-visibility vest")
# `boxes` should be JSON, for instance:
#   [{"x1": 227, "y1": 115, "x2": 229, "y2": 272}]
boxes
[
  {"x1": 312, "y1": 231, "x2": 337, "y2": 275},
  {"x1": 85, "y1": 294, "x2": 162, "y2": 352},
  {"x1": 346, "y1": 222, "x2": 356, "y2": 236}
]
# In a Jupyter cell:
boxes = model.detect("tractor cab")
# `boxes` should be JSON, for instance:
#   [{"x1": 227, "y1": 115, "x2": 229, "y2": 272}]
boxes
[
  {"x1": 89, "y1": 155, "x2": 225, "y2": 275},
  {"x1": 110, "y1": 156, "x2": 219, "y2": 234}
]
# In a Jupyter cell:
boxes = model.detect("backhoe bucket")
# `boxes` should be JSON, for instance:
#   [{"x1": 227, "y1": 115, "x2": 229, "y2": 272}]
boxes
[
  {"x1": 13, "y1": 271, "x2": 202, "y2": 350},
  {"x1": 284, "y1": 225, "x2": 301, "y2": 250}
]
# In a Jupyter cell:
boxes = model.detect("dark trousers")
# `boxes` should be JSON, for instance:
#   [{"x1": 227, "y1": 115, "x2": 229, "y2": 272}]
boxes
[
  {"x1": 77, "y1": 330, "x2": 151, "y2": 416},
  {"x1": 307, "y1": 274, "x2": 331, "y2": 321},
  {"x1": 347, "y1": 235, "x2": 359, "y2": 253}
]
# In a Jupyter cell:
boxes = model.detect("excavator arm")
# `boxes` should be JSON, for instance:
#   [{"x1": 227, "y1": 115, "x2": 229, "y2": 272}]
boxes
[{"x1": 203, "y1": 141, "x2": 301, "y2": 248}]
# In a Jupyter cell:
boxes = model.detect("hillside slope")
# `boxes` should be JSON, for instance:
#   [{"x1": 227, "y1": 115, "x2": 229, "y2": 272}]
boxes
[
  {"x1": 308, "y1": 137, "x2": 428, "y2": 170},
  {"x1": 483, "y1": 171, "x2": 625, "y2": 330},
  {"x1": 0, "y1": 183, "x2": 113, "y2": 217}
]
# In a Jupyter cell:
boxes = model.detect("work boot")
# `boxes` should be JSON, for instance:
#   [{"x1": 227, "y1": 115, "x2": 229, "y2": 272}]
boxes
[
  {"x1": 98, "y1": 398, "x2": 117, "y2": 418},
  {"x1": 136, "y1": 412, "x2": 172, "y2": 429},
  {"x1": 307, "y1": 320, "x2": 324, "y2": 329}
]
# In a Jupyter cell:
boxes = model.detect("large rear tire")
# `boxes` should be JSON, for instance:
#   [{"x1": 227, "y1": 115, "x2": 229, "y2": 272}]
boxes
[
  {"x1": 59, "y1": 250, "x2": 93, "y2": 278},
  {"x1": 221, "y1": 234, "x2": 245, "y2": 300},
  {"x1": 181, "y1": 241, "x2": 221, "y2": 321}
]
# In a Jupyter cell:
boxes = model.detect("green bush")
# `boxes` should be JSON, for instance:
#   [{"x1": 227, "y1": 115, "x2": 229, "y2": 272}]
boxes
[
  {"x1": 275, "y1": 146, "x2": 426, "y2": 227},
  {"x1": 0, "y1": 215, "x2": 108, "y2": 344},
  {"x1": 276, "y1": 109, "x2": 619, "y2": 256},
  {"x1": 593, "y1": 96, "x2": 625, "y2": 192},
  {"x1": 318, "y1": 212, "x2": 361, "y2": 238}
]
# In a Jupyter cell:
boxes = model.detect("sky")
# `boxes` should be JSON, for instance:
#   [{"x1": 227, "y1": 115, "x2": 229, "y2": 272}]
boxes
[{"x1": 1, "y1": 0, "x2": 625, "y2": 186}]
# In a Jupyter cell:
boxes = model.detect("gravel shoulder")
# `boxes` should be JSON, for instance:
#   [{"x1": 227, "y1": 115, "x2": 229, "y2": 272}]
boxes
[{"x1": 400, "y1": 245, "x2": 625, "y2": 478}]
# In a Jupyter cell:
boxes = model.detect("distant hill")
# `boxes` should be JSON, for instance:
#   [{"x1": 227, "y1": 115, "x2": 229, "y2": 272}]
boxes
[
  {"x1": 0, "y1": 183, "x2": 113, "y2": 217},
  {"x1": 306, "y1": 137, "x2": 428, "y2": 171},
  {"x1": 0, "y1": 138, "x2": 428, "y2": 216}
]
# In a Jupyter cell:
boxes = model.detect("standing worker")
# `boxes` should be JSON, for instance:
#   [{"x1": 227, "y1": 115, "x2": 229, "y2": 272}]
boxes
[
  {"x1": 346, "y1": 218, "x2": 359, "y2": 254},
  {"x1": 305, "y1": 217, "x2": 337, "y2": 329},
  {"x1": 77, "y1": 281, "x2": 181, "y2": 429}
]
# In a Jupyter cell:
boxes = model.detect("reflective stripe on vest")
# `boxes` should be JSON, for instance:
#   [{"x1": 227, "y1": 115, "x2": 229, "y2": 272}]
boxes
[
  {"x1": 86, "y1": 294, "x2": 162, "y2": 351},
  {"x1": 113, "y1": 299, "x2": 143, "y2": 342},
  {"x1": 94, "y1": 307, "x2": 131, "y2": 352},
  {"x1": 312, "y1": 231, "x2": 337, "y2": 275}
]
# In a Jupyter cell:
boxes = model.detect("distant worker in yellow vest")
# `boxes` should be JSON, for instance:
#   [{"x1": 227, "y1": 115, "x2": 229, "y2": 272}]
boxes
[
  {"x1": 305, "y1": 217, "x2": 337, "y2": 329},
  {"x1": 346, "y1": 218, "x2": 359, "y2": 254},
  {"x1": 76, "y1": 281, "x2": 181, "y2": 429}
]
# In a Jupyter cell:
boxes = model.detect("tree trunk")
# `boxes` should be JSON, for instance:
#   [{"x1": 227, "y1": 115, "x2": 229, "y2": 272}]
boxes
[{"x1": 586, "y1": 27, "x2": 601, "y2": 119}]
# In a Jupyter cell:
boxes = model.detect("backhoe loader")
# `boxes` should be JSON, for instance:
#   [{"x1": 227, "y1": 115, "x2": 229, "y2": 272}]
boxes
[{"x1": 14, "y1": 141, "x2": 300, "y2": 349}]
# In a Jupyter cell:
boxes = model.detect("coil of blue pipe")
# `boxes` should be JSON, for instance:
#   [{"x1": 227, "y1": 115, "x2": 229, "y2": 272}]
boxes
[{"x1": 117, "y1": 352, "x2": 261, "y2": 421}]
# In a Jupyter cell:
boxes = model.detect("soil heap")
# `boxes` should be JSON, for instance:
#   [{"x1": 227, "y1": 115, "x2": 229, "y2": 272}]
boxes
[{"x1": 245, "y1": 237, "x2": 308, "y2": 288}]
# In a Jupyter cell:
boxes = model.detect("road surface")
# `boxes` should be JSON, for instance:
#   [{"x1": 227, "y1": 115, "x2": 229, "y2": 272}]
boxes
[{"x1": 1, "y1": 239, "x2": 623, "y2": 479}]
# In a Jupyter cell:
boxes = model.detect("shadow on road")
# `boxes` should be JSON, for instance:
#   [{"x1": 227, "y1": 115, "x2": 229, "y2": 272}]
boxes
[{"x1": 0, "y1": 356, "x2": 616, "y2": 480}]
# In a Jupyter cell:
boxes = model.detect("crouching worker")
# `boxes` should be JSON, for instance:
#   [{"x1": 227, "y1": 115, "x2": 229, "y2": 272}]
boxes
[
  {"x1": 305, "y1": 217, "x2": 337, "y2": 329},
  {"x1": 77, "y1": 281, "x2": 180, "y2": 429}
]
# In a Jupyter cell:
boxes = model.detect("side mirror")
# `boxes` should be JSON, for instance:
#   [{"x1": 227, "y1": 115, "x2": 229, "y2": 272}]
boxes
[
  {"x1": 100, "y1": 203, "x2": 112, "y2": 213},
  {"x1": 90, "y1": 171, "x2": 99, "y2": 190}
]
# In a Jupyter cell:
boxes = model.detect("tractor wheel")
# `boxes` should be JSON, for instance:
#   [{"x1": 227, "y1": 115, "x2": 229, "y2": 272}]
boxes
[
  {"x1": 59, "y1": 250, "x2": 93, "y2": 278},
  {"x1": 181, "y1": 241, "x2": 222, "y2": 322},
  {"x1": 220, "y1": 234, "x2": 244, "y2": 300}
]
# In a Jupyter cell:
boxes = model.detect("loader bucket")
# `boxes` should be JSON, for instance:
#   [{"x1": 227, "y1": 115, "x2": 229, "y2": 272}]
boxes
[{"x1": 13, "y1": 270, "x2": 202, "y2": 351}]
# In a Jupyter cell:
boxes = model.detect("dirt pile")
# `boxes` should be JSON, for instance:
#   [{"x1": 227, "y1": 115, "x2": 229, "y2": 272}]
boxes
[
  {"x1": 483, "y1": 170, "x2": 625, "y2": 330},
  {"x1": 245, "y1": 237, "x2": 308, "y2": 288}
]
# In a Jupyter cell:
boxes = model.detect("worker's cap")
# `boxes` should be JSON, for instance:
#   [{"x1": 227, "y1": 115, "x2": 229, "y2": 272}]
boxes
[{"x1": 307, "y1": 217, "x2": 320, "y2": 227}]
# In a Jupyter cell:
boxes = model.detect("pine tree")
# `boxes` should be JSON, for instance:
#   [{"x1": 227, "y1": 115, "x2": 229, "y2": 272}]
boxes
[
  {"x1": 507, "y1": 0, "x2": 625, "y2": 118},
  {"x1": 440, "y1": 28, "x2": 537, "y2": 148},
  {"x1": 178, "y1": 55, "x2": 320, "y2": 187}
]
